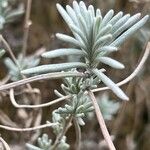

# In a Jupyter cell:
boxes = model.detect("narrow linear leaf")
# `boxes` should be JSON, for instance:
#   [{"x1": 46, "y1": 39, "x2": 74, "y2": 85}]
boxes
[
  {"x1": 98, "y1": 46, "x2": 118, "y2": 52},
  {"x1": 26, "y1": 143, "x2": 42, "y2": 150},
  {"x1": 93, "y1": 34, "x2": 112, "y2": 50},
  {"x1": 72, "y1": 0, "x2": 81, "y2": 23},
  {"x1": 69, "y1": 24, "x2": 88, "y2": 44},
  {"x1": 96, "y1": 9, "x2": 102, "y2": 17},
  {"x1": 42, "y1": 48, "x2": 85, "y2": 58},
  {"x1": 93, "y1": 16, "x2": 102, "y2": 39},
  {"x1": 108, "y1": 11, "x2": 123, "y2": 25},
  {"x1": 88, "y1": 5, "x2": 95, "y2": 19},
  {"x1": 4, "y1": 58, "x2": 18, "y2": 71},
  {"x1": 77, "y1": 14, "x2": 89, "y2": 38},
  {"x1": 96, "y1": 24, "x2": 112, "y2": 39},
  {"x1": 21, "y1": 62, "x2": 87, "y2": 75},
  {"x1": 56, "y1": 3, "x2": 74, "y2": 25},
  {"x1": 113, "y1": 13, "x2": 141, "y2": 39},
  {"x1": 79, "y1": 1, "x2": 88, "y2": 23},
  {"x1": 100, "y1": 10, "x2": 114, "y2": 28},
  {"x1": 92, "y1": 68, "x2": 129, "y2": 100},
  {"x1": 56, "y1": 33, "x2": 81, "y2": 47},
  {"x1": 0, "y1": 49, "x2": 5, "y2": 58},
  {"x1": 66, "y1": 5, "x2": 79, "y2": 25},
  {"x1": 96, "y1": 57, "x2": 125, "y2": 69},
  {"x1": 111, "y1": 15, "x2": 149, "y2": 46},
  {"x1": 112, "y1": 14, "x2": 130, "y2": 33}
]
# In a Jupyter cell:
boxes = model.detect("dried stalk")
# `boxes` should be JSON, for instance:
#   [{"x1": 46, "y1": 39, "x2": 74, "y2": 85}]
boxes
[
  {"x1": 73, "y1": 118, "x2": 81, "y2": 150},
  {"x1": 0, "y1": 123, "x2": 57, "y2": 132},
  {"x1": 22, "y1": 0, "x2": 32, "y2": 56},
  {"x1": 9, "y1": 88, "x2": 71, "y2": 108},
  {"x1": 0, "y1": 137, "x2": 10, "y2": 150},
  {"x1": 88, "y1": 90, "x2": 116, "y2": 150}
]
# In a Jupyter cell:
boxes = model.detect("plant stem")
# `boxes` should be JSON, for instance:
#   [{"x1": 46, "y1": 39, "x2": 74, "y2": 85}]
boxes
[
  {"x1": 9, "y1": 88, "x2": 71, "y2": 108},
  {"x1": 0, "y1": 35, "x2": 19, "y2": 67},
  {"x1": 0, "y1": 137, "x2": 10, "y2": 150},
  {"x1": 88, "y1": 90, "x2": 116, "y2": 150},
  {"x1": 22, "y1": 0, "x2": 32, "y2": 57},
  {"x1": 0, "y1": 123, "x2": 57, "y2": 132},
  {"x1": 51, "y1": 115, "x2": 73, "y2": 150},
  {"x1": 73, "y1": 118, "x2": 81, "y2": 150},
  {"x1": 0, "y1": 72, "x2": 85, "y2": 91}
]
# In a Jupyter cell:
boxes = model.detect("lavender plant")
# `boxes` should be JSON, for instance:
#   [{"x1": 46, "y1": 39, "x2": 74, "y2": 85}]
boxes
[
  {"x1": 22, "y1": 1, "x2": 149, "y2": 100},
  {"x1": 0, "y1": 1, "x2": 149, "y2": 150},
  {"x1": 20, "y1": 1, "x2": 149, "y2": 150}
]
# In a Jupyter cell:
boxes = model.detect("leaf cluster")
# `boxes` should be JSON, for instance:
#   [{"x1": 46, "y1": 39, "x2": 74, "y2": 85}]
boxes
[
  {"x1": 4, "y1": 54, "x2": 40, "y2": 81},
  {"x1": 21, "y1": 1, "x2": 149, "y2": 101},
  {"x1": 0, "y1": 0, "x2": 24, "y2": 30}
]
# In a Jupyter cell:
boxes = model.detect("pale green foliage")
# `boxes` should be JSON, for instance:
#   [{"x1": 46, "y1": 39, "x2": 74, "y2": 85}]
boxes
[
  {"x1": 4, "y1": 54, "x2": 40, "y2": 81},
  {"x1": 0, "y1": 0, "x2": 24, "y2": 29},
  {"x1": 0, "y1": 49, "x2": 5, "y2": 57},
  {"x1": 54, "y1": 72, "x2": 97, "y2": 125},
  {"x1": 22, "y1": 1, "x2": 148, "y2": 100},
  {"x1": 88, "y1": 93, "x2": 120, "y2": 121},
  {"x1": 26, "y1": 111, "x2": 70, "y2": 150},
  {"x1": 98, "y1": 93, "x2": 120, "y2": 120}
]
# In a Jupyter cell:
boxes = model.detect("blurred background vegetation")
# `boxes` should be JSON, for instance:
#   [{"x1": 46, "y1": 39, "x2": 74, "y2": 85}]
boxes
[{"x1": 0, "y1": 0, "x2": 150, "y2": 149}]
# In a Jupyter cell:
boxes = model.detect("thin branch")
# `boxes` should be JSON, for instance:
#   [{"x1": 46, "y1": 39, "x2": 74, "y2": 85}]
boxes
[
  {"x1": 73, "y1": 118, "x2": 81, "y2": 150},
  {"x1": 9, "y1": 88, "x2": 71, "y2": 108},
  {"x1": 88, "y1": 90, "x2": 116, "y2": 150},
  {"x1": 92, "y1": 42, "x2": 150, "y2": 93},
  {"x1": 0, "y1": 35, "x2": 19, "y2": 67},
  {"x1": 51, "y1": 115, "x2": 73, "y2": 150},
  {"x1": 22, "y1": 0, "x2": 32, "y2": 56},
  {"x1": 0, "y1": 137, "x2": 10, "y2": 150},
  {"x1": 0, "y1": 123, "x2": 57, "y2": 132},
  {"x1": 0, "y1": 72, "x2": 85, "y2": 91}
]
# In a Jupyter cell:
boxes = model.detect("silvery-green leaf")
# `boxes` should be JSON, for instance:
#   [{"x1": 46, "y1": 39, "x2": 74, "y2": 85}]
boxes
[
  {"x1": 96, "y1": 24, "x2": 112, "y2": 39},
  {"x1": 76, "y1": 105, "x2": 84, "y2": 113},
  {"x1": 88, "y1": 5, "x2": 95, "y2": 18},
  {"x1": 4, "y1": 58, "x2": 18, "y2": 72},
  {"x1": 92, "y1": 68, "x2": 129, "y2": 100},
  {"x1": 54, "y1": 89, "x2": 64, "y2": 98},
  {"x1": 97, "y1": 46, "x2": 118, "y2": 52},
  {"x1": 113, "y1": 13, "x2": 141, "y2": 39},
  {"x1": 69, "y1": 24, "x2": 88, "y2": 44},
  {"x1": 79, "y1": 1, "x2": 88, "y2": 23},
  {"x1": 42, "y1": 48, "x2": 85, "y2": 58},
  {"x1": 21, "y1": 62, "x2": 87, "y2": 74},
  {"x1": 65, "y1": 104, "x2": 73, "y2": 112},
  {"x1": 111, "y1": 15, "x2": 149, "y2": 47},
  {"x1": 98, "y1": 93, "x2": 120, "y2": 120},
  {"x1": 77, "y1": 117, "x2": 85, "y2": 126},
  {"x1": 100, "y1": 10, "x2": 114, "y2": 28},
  {"x1": 96, "y1": 57, "x2": 125, "y2": 69},
  {"x1": 56, "y1": 3, "x2": 73, "y2": 25},
  {"x1": 77, "y1": 14, "x2": 89, "y2": 38},
  {"x1": 73, "y1": 0, "x2": 81, "y2": 15},
  {"x1": 112, "y1": 14, "x2": 130, "y2": 33},
  {"x1": 66, "y1": 5, "x2": 78, "y2": 26},
  {"x1": 5, "y1": 4, "x2": 24, "y2": 22},
  {"x1": 108, "y1": 11, "x2": 123, "y2": 25},
  {"x1": 93, "y1": 16, "x2": 102, "y2": 39},
  {"x1": 93, "y1": 34, "x2": 112, "y2": 50},
  {"x1": 26, "y1": 143, "x2": 42, "y2": 150},
  {"x1": 56, "y1": 33, "x2": 82, "y2": 48},
  {"x1": 96, "y1": 9, "x2": 102, "y2": 18},
  {"x1": 0, "y1": 49, "x2": 5, "y2": 57}
]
